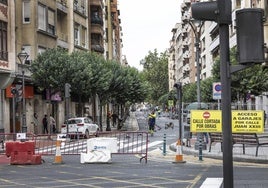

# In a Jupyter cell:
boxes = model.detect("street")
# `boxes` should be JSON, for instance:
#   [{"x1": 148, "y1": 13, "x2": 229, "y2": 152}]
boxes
[{"x1": 0, "y1": 112, "x2": 268, "y2": 188}]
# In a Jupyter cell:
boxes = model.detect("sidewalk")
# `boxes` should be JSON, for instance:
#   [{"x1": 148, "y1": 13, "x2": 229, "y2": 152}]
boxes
[
  {"x1": 170, "y1": 138, "x2": 268, "y2": 164},
  {"x1": 127, "y1": 112, "x2": 268, "y2": 164}
]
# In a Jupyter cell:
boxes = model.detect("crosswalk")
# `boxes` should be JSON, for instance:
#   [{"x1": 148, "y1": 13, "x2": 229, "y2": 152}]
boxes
[{"x1": 36, "y1": 138, "x2": 164, "y2": 155}]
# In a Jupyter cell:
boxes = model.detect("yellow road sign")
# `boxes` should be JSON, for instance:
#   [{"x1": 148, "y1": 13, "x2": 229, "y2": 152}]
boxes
[
  {"x1": 190, "y1": 110, "x2": 265, "y2": 133},
  {"x1": 232, "y1": 110, "x2": 264, "y2": 133},
  {"x1": 190, "y1": 110, "x2": 222, "y2": 133}
]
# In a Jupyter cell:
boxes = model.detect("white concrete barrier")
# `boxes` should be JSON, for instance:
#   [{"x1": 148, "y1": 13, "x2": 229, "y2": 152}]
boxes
[{"x1": 80, "y1": 137, "x2": 118, "y2": 163}]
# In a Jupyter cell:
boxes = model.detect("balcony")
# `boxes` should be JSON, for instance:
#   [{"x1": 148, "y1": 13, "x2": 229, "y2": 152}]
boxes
[
  {"x1": 183, "y1": 51, "x2": 190, "y2": 59},
  {"x1": 90, "y1": 0, "x2": 104, "y2": 8},
  {"x1": 91, "y1": 16, "x2": 104, "y2": 26},
  {"x1": 182, "y1": 40, "x2": 188, "y2": 46},
  {"x1": 56, "y1": 0, "x2": 68, "y2": 14},
  {"x1": 181, "y1": 3, "x2": 187, "y2": 10},
  {"x1": 91, "y1": 44, "x2": 104, "y2": 53},
  {"x1": 91, "y1": 24, "x2": 104, "y2": 35},
  {"x1": 181, "y1": 14, "x2": 189, "y2": 22},
  {"x1": 57, "y1": 32, "x2": 68, "y2": 48}
]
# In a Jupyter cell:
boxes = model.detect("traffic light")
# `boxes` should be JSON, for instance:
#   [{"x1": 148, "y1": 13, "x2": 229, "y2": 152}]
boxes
[
  {"x1": 173, "y1": 82, "x2": 182, "y2": 90},
  {"x1": 65, "y1": 83, "x2": 71, "y2": 98},
  {"x1": 236, "y1": 8, "x2": 265, "y2": 64},
  {"x1": 11, "y1": 87, "x2": 18, "y2": 96},
  {"x1": 191, "y1": 1, "x2": 217, "y2": 22},
  {"x1": 191, "y1": 0, "x2": 231, "y2": 24}
]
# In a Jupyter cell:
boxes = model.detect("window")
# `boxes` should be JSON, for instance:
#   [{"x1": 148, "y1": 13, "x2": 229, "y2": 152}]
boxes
[
  {"x1": 81, "y1": 26, "x2": 87, "y2": 47},
  {"x1": 38, "y1": 46, "x2": 46, "y2": 55},
  {"x1": 236, "y1": 0, "x2": 241, "y2": 8},
  {"x1": 0, "y1": 0, "x2": 7, "y2": 5},
  {"x1": 74, "y1": 25, "x2": 79, "y2": 45},
  {"x1": 74, "y1": 23, "x2": 87, "y2": 47},
  {"x1": 38, "y1": 4, "x2": 55, "y2": 35},
  {"x1": 48, "y1": 9, "x2": 55, "y2": 35},
  {"x1": 23, "y1": 1, "x2": 30, "y2": 23},
  {"x1": 38, "y1": 4, "x2": 46, "y2": 30},
  {"x1": 0, "y1": 21, "x2": 7, "y2": 60}
]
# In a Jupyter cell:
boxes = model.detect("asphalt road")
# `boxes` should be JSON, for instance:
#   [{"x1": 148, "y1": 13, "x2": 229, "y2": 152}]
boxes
[{"x1": 1, "y1": 112, "x2": 268, "y2": 188}]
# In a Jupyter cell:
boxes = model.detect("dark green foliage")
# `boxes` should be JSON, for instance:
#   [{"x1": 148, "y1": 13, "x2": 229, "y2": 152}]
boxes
[{"x1": 141, "y1": 49, "x2": 169, "y2": 105}]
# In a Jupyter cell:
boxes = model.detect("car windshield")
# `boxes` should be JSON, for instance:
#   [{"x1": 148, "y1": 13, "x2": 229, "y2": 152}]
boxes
[{"x1": 67, "y1": 119, "x2": 82, "y2": 124}]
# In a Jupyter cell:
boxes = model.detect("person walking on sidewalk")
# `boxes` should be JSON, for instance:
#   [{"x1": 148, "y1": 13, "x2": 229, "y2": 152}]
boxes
[
  {"x1": 50, "y1": 114, "x2": 56, "y2": 133},
  {"x1": 111, "y1": 112, "x2": 118, "y2": 128},
  {"x1": 148, "y1": 110, "x2": 156, "y2": 136},
  {"x1": 33, "y1": 112, "x2": 39, "y2": 134},
  {"x1": 42, "y1": 115, "x2": 48, "y2": 134}
]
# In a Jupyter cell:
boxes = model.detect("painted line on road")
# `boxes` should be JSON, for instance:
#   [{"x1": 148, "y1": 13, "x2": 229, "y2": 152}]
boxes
[
  {"x1": 130, "y1": 140, "x2": 163, "y2": 152},
  {"x1": 200, "y1": 178, "x2": 223, "y2": 188}
]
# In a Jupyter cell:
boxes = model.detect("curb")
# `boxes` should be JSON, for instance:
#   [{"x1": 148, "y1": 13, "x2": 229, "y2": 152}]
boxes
[{"x1": 170, "y1": 143, "x2": 268, "y2": 164}]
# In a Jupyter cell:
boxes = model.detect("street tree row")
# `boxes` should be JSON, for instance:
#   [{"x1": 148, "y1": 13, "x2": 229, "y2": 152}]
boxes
[{"x1": 30, "y1": 48, "x2": 148, "y2": 130}]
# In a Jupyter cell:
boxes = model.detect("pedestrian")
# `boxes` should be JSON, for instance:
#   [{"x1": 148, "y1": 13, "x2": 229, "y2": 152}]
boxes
[
  {"x1": 33, "y1": 112, "x2": 38, "y2": 134},
  {"x1": 42, "y1": 114, "x2": 48, "y2": 134},
  {"x1": 111, "y1": 113, "x2": 118, "y2": 127},
  {"x1": 50, "y1": 114, "x2": 56, "y2": 134},
  {"x1": 148, "y1": 110, "x2": 156, "y2": 136}
]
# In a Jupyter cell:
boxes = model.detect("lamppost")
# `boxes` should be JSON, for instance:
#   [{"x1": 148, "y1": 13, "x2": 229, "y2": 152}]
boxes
[
  {"x1": 17, "y1": 48, "x2": 29, "y2": 133},
  {"x1": 188, "y1": 19, "x2": 204, "y2": 161},
  {"x1": 174, "y1": 82, "x2": 182, "y2": 143}
]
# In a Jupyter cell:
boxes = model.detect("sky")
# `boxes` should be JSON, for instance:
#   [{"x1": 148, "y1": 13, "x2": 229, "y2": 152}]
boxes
[{"x1": 118, "y1": 0, "x2": 182, "y2": 70}]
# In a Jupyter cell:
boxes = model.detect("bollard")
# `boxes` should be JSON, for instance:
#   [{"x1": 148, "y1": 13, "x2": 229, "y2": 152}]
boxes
[
  {"x1": 163, "y1": 134, "x2": 166, "y2": 156},
  {"x1": 198, "y1": 133, "x2": 203, "y2": 161}
]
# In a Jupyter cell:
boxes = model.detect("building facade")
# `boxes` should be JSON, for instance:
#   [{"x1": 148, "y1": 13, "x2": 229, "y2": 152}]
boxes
[
  {"x1": 168, "y1": 0, "x2": 268, "y2": 111},
  {"x1": 0, "y1": 0, "x2": 123, "y2": 134}
]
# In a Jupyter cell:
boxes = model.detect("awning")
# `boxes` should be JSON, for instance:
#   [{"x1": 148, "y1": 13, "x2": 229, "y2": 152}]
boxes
[{"x1": 0, "y1": 71, "x2": 16, "y2": 89}]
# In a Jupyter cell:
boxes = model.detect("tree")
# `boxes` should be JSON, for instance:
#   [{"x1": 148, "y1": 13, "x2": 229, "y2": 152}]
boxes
[
  {"x1": 212, "y1": 47, "x2": 268, "y2": 104},
  {"x1": 141, "y1": 49, "x2": 169, "y2": 105},
  {"x1": 69, "y1": 51, "x2": 93, "y2": 116},
  {"x1": 182, "y1": 83, "x2": 197, "y2": 103},
  {"x1": 30, "y1": 48, "x2": 71, "y2": 92}
]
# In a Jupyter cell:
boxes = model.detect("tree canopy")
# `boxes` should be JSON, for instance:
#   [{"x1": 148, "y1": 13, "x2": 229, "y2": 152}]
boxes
[
  {"x1": 30, "y1": 48, "x2": 148, "y2": 116},
  {"x1": 140, "y1": 49, "x2": 169, "y2": 105}
]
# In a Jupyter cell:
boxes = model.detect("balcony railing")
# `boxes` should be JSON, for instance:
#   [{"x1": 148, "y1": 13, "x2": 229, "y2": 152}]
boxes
[
  {"x1": 91, "y1": 44, "x2": 104, "y2": 53},
  {"x1": 91, "y1": 16, "x2": 104, "y2": 26}
]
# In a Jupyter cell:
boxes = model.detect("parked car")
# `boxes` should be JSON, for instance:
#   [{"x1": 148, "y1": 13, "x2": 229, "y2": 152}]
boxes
[{"x1": 61, "y1": 117, "x2": 99, "y2": 138}]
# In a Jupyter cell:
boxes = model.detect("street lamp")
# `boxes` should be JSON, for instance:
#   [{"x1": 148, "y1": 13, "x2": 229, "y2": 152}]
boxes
[
  {"x1": 17, "y1": 48, "x2": 29, "y2": 133},
  {"x1": 174, "y1": 82, "x2": 182, "y2": 143},
  {"x1": 188, "y1": 19, "x2": 204, "y2": 161}
]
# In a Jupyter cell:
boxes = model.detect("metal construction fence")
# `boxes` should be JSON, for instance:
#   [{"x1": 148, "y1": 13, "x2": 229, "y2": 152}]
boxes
[{"x1": 0, "y1": 131, "x2": 149, "y2": 163}]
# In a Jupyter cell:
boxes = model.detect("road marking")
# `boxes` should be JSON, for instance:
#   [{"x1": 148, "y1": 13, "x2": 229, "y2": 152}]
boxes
[
  {"x1": 131, "y1": 140, "x2": 163, "y2": 152},
  {"x1": 200, "y1": 178, "x2": 223, "y2": 188}
]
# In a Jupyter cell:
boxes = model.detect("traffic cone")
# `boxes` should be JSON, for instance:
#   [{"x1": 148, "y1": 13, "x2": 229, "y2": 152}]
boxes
[
  {"x1": 173, "y1": 139, "x2": 186, "y2": 163},
  {"x1": 53, "y1": 140, "x2": 64, "y2": 164}
]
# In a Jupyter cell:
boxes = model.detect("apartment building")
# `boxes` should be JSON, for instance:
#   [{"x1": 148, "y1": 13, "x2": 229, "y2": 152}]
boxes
[
  {"x1": 0, "y1": 0, "x2": 122, "y2": 134},
  {"x1": 169, "y1": 0, "x2": 268, "y2": 110},
  {"x1": 0, "y1": 0, "x2": 16, "y2": 134}
]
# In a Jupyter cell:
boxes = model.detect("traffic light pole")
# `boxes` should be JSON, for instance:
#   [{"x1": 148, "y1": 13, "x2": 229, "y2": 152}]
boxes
[
  {"x1": 219, "y1": 22, "x2": 233, "y2": 188},
  {"x1": 65, "y1": 83, "x2": 71, "y2": 136},
  {"x1": 191, "y1": 1, "x2": 233, "y2": 187}
]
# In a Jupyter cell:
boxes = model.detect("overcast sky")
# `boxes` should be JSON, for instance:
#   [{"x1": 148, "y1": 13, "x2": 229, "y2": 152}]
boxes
[{"x1": 118, "y1": 0, "x2": 182, "y2": 70}]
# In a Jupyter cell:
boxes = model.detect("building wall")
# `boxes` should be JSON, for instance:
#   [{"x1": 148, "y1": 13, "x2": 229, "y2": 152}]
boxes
[{"x1": 0, "y1": 0, "x2": 122, "y2": 133}]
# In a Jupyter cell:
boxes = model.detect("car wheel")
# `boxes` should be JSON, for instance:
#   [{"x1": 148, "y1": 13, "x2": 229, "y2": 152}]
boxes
[{"x1": 85, "y1": 130, "x2": 90, "y2": 139}]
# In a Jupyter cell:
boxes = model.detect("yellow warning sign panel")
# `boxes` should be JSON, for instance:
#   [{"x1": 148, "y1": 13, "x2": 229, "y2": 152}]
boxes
[
  {"x1": 232, "y1": 110, "x2": 264, "y2": 133},
  {"x1": 168, "y1": 100, "x2": 173, "y2": 107},
  {"x1": 190, "y1": 110, "x2": 222, "y2": 133}
]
